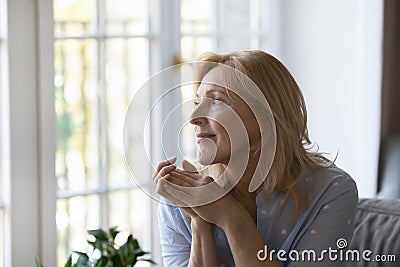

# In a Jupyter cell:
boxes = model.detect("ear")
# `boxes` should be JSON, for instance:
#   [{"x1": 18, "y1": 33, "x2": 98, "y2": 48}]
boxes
[{"x1": 182, "y1": 160, "x2": 197, "y2": 173}]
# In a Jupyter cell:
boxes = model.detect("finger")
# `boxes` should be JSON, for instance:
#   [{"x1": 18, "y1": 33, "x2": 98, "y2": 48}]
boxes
[
  {"x1": 154, "y1": 167, "x2": 173, "y2": 183},
  {"x1": 154, "y1": 156, "x2": 177, "y2": 174},
  {"x1": 157, "y1": 180, "x2": 190, "y2": 207},
  {"x1": 174, "y1": 168, "x2": 203, "y2": 180},
  {"x1": 163, "y1": 174, "x2": 194, "y2": 187},
  {"x1": 152, "y1": 157, "x2": 177, "y2": 181},
  {"x1": 182, "y1": 160, "x2": 197, "y2": 173},
  {"x1": 154, "y1": 166, "x2": 176, "y2": 184},
  {"x1": 173, "y1": 170, "x2": 215, "y2": 186},
  {"x1": 159, "y1": 164, "x2": 176, "y2": 177},
  {"x1": 170, "y1": 170, "x2": 203, "y2": 186},
  {"x1": 162, "y1": 183, "x2": 192, "y2": 207}
]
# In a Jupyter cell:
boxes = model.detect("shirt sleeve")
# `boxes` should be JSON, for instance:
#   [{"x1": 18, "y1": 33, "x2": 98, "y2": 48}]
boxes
[
  {"x1": 157, "y1": 200, "x2": 191, "y2": 267},
  {"x1": 287, "y1": 176, "x2": 358, "y2": 267}
]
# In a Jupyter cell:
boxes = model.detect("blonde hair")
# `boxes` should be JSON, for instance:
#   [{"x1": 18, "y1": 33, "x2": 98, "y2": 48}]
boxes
[{"x1": 196, "y1": 50, "x2": 331, "y2": 218}]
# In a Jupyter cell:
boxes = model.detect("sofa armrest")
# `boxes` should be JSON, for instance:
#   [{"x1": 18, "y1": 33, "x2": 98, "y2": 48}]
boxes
[{"x1": 348, "y1": 198, "x2": 400, "y2": 266}]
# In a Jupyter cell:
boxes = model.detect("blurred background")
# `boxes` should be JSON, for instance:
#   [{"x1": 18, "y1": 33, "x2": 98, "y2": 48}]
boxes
[{"x1": 1, "y1": 0, "x2": 399, "y2": 266}]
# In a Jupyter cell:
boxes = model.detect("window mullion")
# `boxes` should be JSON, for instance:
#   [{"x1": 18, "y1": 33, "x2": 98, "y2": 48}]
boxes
[
  {"x1": 96, "y1": 0, "x2": 109, "y2": 230},
  {"x1": 0, "y1": 1, "x2": 10, "y2": 266},
  {"x1": 250, "y1": 0, "x2": 261, "y2": 49},
  {"x1": 212, "y1": 0, "x2": 219, "y2": 51}
]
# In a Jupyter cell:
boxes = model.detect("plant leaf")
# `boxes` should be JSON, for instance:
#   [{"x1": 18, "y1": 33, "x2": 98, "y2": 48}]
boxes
[
  {"x1": 72, "y1": 251, "x2": 89, "y2": 266},
  {"x1": 129, "y1": 235, "x2": 140, "y2": 250},
  {"x1": 112, "y1": 254, "x2": 124, "y2": 267},
  {"x1": 94, "y1": 256, "x2": 109, "y2": 267},
  {"x1": 109, "y1": 226, "x2": 119, "y2": 241},
  {"x1": 35, "y1": 256, "x2": 44, "y2": 267},
  {"x1": 126, "y1": 254, "x2": 137, "y2": 266},
  {"x1": 88, "y1": 229, "x2": 109, "y2": 241},
  {"x1": 133, "y1": 248, "x2": 146, "y2": 257},
  {"x1": 63, "y1": 255, "x2": 72, "y2": 267}
]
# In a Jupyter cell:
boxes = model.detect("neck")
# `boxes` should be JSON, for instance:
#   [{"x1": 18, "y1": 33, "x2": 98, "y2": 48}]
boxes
[{"x1": 223, "y1": 150, "x2": 263, "y2": 220}]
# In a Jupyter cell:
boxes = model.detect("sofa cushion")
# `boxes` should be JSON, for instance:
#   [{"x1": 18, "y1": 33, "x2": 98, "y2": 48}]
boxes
[{"x1": 348, "y1": 198, "x2": 400, "y2": 266}]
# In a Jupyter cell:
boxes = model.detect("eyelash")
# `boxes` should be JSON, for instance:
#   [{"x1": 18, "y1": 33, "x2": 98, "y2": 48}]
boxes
[
  {"x1": 194, "y1": 97, "x2": 223, "y2": 106},
  {"x1": 211, "y1": 98, "x2": 222, "y2": 105}
]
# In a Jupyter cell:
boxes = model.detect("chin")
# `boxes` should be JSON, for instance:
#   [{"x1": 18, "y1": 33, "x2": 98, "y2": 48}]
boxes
[
  {"x1": 198, "y1": 153, "x2": 214, "y2": 166},
  {"x1": 198, "y1": 152, "x2": 229, "y2": 166}
]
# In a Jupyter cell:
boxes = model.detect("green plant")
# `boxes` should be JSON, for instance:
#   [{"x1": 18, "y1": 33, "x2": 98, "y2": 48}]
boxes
[{"x1": 36, "y1": 227, "x2": 155, "y2": 267}]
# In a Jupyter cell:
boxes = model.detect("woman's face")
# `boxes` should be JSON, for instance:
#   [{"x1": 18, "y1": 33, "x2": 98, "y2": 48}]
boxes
[{"x1": 190, "y1": 77, "x2": 260, "y2": 166}]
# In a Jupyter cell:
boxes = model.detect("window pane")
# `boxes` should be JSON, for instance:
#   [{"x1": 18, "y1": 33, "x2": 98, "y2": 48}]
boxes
[
  {"x1": 105, "y1": 38, "x2": 149, "y2": 186},
  {"x1": 181, "y1": 0, "x2": 213, "y2": 35},
  {"x1": 55, "y1": 0, "x2": 154, "y2": 266},
  {"x1": 258, "y1": 0, "x2": 270, "y2": 32},
  {"x1": 105, "y1": 0, "x2": 148, "y2": 35},
  {"x1": 0, "y1": 2, "x2": 5, "y2": 266},
  {"x1": 218, "y1": 37, "x2": 251, "y2": 52},
  {"x1": 55, "y1": 39, "x2": 101, "y2": 191},
  {"x1": 108, "y1": 189, "x2": 151, "y2": 251},
  {"x1": 54, "y1": 0, "x2": 97, "y2": 36},
  {"x1": 56, "y1": 195, "x2": 99, "y2": 265},
  {"x1": 181, "y1": 36, "x2": 213, "y2": 61},
  {"x1": 218, "y1": 0, "x2": 251, "y2": 34}
]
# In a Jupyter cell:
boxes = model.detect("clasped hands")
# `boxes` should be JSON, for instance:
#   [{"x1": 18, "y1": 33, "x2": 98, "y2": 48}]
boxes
[{"x1": 153, "y1": 157, "x2": 238, "y2": 226}]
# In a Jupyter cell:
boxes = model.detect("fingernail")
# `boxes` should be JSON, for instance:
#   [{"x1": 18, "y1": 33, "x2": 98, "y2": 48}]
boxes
[{"x1": 167, "y1": 156, "x2": 177, "y2": 163}]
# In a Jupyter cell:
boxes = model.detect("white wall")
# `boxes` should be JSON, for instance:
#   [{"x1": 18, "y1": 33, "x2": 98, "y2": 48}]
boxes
[{"x1": 275, "y1": 0, "x2": 383, "y2": 197}]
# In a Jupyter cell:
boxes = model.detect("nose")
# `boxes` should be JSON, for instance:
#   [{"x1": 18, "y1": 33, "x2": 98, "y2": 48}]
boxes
[{"x1": 190, "y1": 100, "x2": 209, "y2": 126}]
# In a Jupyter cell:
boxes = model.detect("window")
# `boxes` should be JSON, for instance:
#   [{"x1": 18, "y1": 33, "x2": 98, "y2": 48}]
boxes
[
  {"x1": 180, "y1": 0, "x2": 271, "y2": 60},
  {"x1": 0, "y1": 0, "x2": 8, "y2": 265},
  {"x1": 53, "y1": 0, "x2": 154, "y2": 265},
  {"x1": 54, "y1": 0, "x2": 273, "y2": 265}
]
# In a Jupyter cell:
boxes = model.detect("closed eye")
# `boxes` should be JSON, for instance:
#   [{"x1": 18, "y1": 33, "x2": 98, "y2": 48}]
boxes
[
  {"x1": 193, "y1": 98, "x2": 201, "y2": 106},
  {"x1": 193, "y1": 97, "x2": 225, "y2": 107},
  {"x1": 211, "y1": 97, "x2": 223, "y2": 105}
]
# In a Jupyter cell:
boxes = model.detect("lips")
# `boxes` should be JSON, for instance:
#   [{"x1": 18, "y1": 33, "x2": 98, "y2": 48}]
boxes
[{"x1": 195, "y1": 133, "x2": 216, "y2": 143}]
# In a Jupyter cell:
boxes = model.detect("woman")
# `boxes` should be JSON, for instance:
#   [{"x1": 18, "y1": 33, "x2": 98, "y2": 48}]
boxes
[{"x1": 154, "y1": 50, "x2": 358, "y2": 266}]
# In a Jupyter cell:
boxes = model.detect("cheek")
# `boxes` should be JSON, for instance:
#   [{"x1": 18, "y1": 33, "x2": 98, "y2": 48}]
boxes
[
  {"x1": 210, "y1": 121, "x2": 230, "y2": 146},
  {"x1": 210, "y1": 108, "x2": 252, "y2": 148},
  {"x1": 237, "y1": 107, "x2": 260, "y2": 141}
]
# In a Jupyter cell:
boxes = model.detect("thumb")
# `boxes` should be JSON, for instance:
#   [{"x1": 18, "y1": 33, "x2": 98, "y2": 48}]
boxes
[{"x1": 182, "y1": 160, "x2": 197, "y2": 173}]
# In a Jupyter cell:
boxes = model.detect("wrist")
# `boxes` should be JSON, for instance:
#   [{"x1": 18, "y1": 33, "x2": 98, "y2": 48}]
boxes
[
  {"x1": 191, "y1": 217, "x2": 213, "y2": 231},
  {"x1": 219, "y1": 202, "x2": 250, "y2": 233}
]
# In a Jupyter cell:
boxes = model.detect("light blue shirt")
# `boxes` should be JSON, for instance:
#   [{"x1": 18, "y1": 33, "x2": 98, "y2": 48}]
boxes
[{"x1": 157, "y1": 164, "x2": 358, "y2": 267}]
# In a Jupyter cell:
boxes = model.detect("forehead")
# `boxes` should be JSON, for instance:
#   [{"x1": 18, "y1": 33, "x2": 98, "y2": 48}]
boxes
[
  {"x1": 195, "y1": 66, "x2": 265, "y2": 106},
  {"x1": 196, "y1": 67, "x2": 236, "y2": 96}
]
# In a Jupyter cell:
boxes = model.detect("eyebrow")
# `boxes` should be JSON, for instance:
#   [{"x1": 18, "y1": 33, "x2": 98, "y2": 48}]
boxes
[{"x1": 195, "y1": 87, "x2": 229, "y2": 97}]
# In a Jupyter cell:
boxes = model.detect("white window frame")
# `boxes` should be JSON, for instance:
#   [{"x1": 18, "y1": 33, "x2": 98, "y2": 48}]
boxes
[
  {"x1": 1, "y1": 0, "x2": 56, "y2": 266},
  {"x1": 0, "y1": 0, "x2": 10, "y2": 266}
]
